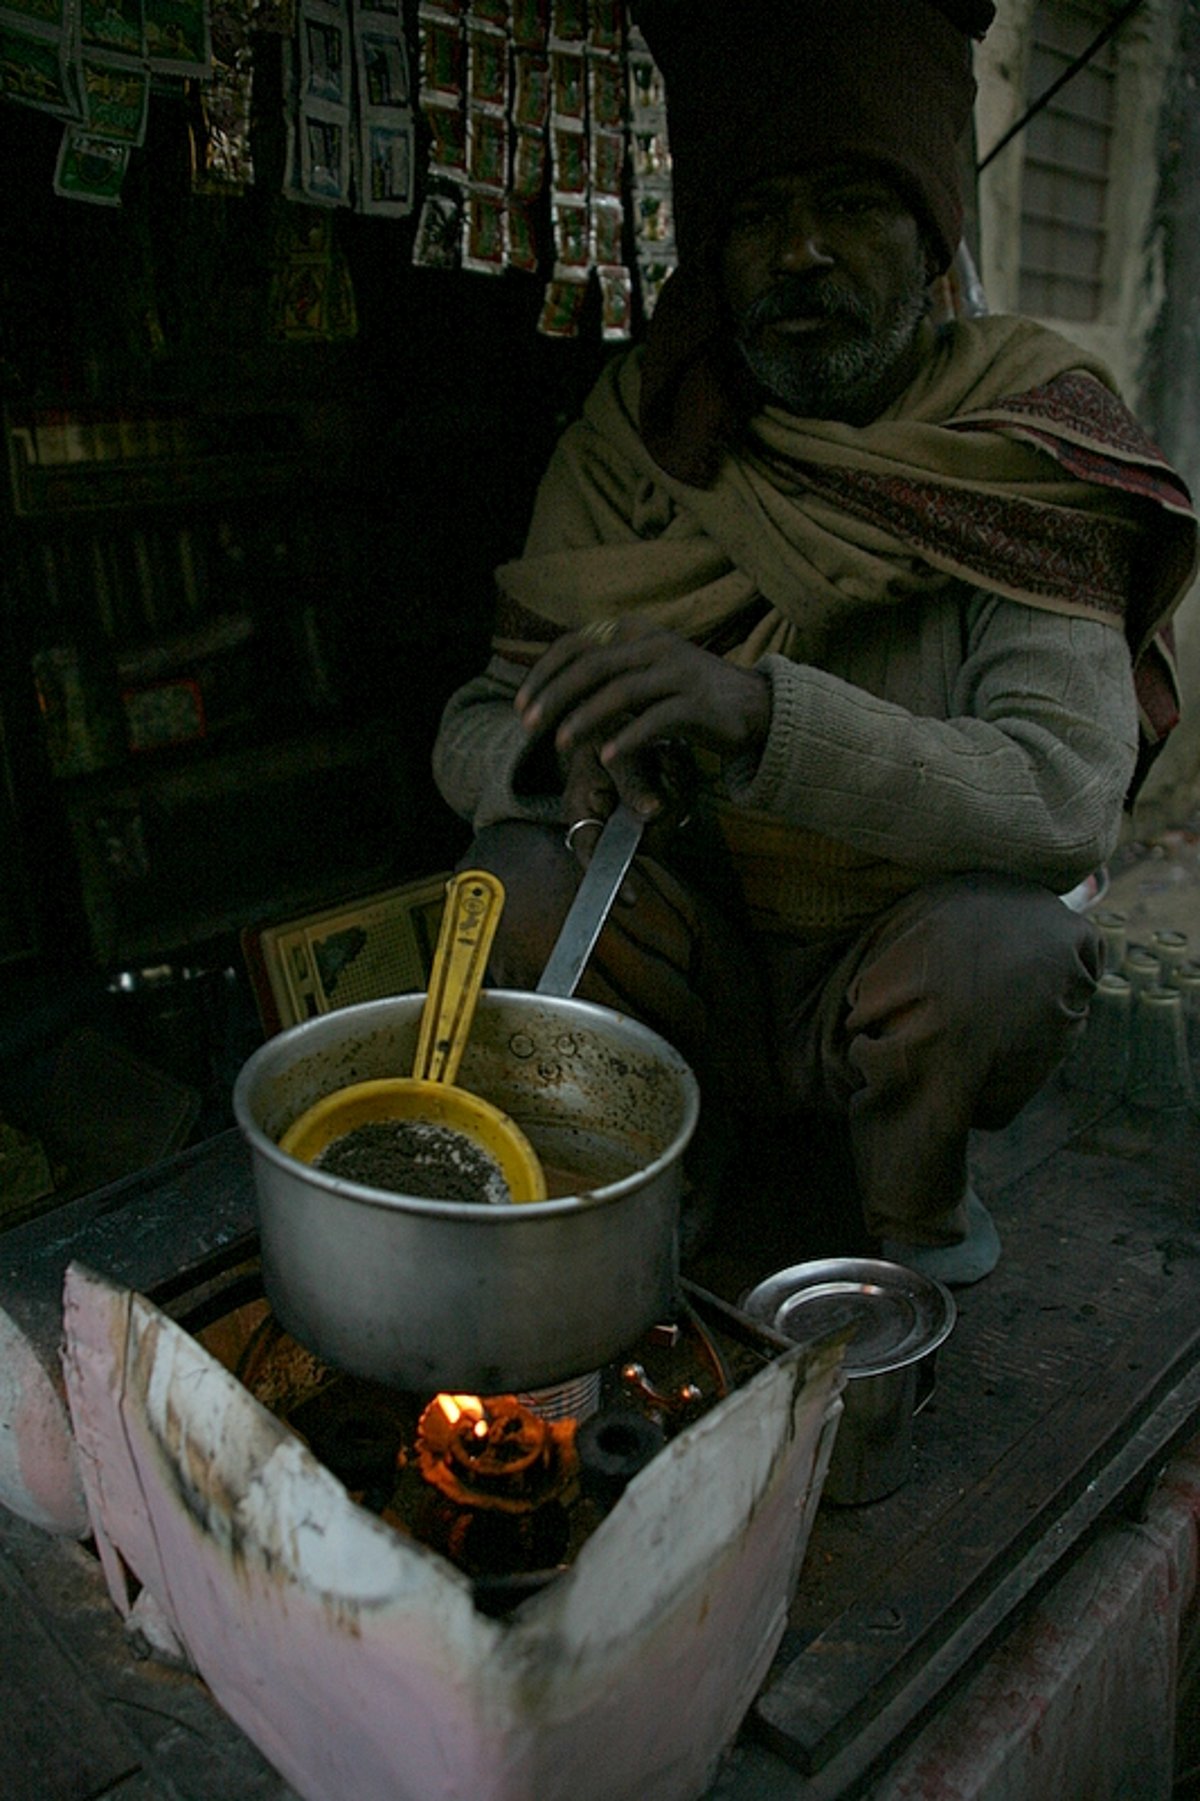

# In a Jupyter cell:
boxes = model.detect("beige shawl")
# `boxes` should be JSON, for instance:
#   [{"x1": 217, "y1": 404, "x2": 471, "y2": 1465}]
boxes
[{"x1": 495, "y1": 314, "x2": 1194, "y2": 741}]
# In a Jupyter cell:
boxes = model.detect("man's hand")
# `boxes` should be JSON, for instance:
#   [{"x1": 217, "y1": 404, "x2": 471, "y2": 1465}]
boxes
[
  {"x1": 516, "y1": 628, "x2": 771, "y2": 819},
  {"x1": 559, "y1": 744, "x2": 620, "y2": 867}
]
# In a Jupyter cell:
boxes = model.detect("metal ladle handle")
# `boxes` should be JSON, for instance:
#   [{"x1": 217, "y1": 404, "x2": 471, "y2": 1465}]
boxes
[{"x1": 411, "y1": 870, "x2": 506, "y2": 1088}]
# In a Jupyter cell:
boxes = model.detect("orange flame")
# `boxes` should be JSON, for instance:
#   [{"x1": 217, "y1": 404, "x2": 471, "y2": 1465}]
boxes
[{"x1": 433, "y1": 1393, "x2": 486, "y2": 1428}]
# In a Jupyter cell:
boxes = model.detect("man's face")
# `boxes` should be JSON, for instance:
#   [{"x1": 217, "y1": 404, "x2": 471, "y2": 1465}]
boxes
[{"x1": 720, "y1": 164, "x2": 931, "y2": 424}]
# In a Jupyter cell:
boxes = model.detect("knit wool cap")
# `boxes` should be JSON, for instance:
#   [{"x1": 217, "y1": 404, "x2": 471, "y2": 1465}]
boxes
[{"x1": 634, "y1": 0, "x2": 995, "y2": 272}]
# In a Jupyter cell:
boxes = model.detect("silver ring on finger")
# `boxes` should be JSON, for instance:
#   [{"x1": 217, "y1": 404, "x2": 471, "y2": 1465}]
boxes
[{"x1": 564, "y1": 816, "x2": 605, "y2": 852}]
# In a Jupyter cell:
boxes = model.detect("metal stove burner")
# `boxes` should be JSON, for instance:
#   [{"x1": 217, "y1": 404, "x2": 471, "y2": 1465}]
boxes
[
  {"x1": 228, "y1": 1293, "x2": 736, "y2": 1610},
  {"x1": 416, "y1": 1393, "x2": 578, "y2": 1512},
  {"x1": 406, "y1": 1394, "x2": 578, "y2": 1587}
]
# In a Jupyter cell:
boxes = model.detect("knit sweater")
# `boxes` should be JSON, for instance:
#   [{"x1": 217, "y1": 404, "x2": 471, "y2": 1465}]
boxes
[
  {"x1": 431, "y1": 321, "x2": 1177, "y2": 938},
  {"x1": 432, "y1": 584, "x2": 1137, "y2": 936}
]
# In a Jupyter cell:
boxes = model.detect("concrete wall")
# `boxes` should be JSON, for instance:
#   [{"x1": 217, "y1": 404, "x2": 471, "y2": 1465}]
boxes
[{"x1": 1130, "y1": 0, "x2": 1200, "y2": 832}]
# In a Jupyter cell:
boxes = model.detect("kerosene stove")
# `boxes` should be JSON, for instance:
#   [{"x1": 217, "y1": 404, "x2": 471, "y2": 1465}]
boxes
[
  {"x1": 0, "y1": 1129, "x2": 843, "y2": 1801},
  {"x1": 222, "y1": 1284, "x2": 734, "y2": 1614}
]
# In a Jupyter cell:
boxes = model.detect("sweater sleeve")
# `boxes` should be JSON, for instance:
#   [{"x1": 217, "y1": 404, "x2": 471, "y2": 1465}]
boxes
[
  {"x1": 726, "y1": 594, "x2": 1139, "y2": 893},
  {"x1": 432, "y1": 655, "x2": 566, "y2": 832}
]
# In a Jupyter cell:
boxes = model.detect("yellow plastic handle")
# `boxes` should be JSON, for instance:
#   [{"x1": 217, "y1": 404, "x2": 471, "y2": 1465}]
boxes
[{"x1": 411, "y1": 870, "x2": 506, "y2": 1087}]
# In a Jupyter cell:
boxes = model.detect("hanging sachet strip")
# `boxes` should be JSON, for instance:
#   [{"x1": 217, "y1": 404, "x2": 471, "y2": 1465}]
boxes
[{"x1": 624, "y1": 17, "x2": 674, "y2": 320}]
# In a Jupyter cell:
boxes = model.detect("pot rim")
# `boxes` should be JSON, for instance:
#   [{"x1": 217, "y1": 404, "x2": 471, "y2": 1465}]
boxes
[{"x1": 232, "y1": 988, "x2": 701, "y2": 1223}]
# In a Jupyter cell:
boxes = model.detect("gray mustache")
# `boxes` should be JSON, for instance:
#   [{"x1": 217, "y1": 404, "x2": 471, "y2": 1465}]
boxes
[{"x1": 740, "y1": 280, "x2": 871, "y2": 331}]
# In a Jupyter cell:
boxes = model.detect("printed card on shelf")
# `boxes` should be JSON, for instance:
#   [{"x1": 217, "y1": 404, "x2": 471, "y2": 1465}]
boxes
[
  {"x1": 80, "y1": 0, "x2": 144, "y2": 63},
  {"x1": 144, "y1": 0, "x2": 211, "y2": 78},
  {"x1": 54, "y1": 125, "x2": 130, "y2": 203},
  {"x1": 82, "y1": 53, "x2": 149, "y2": 144},
  {"x1": 0, "y1": 10, "x2": 80, "y2": 119}
]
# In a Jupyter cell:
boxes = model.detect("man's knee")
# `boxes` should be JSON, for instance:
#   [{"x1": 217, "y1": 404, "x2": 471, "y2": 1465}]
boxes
[
  {"x1": 847, "y1": 873, "x2": 1100, "y2": 1122},
  {"x1": 466, "y1": 820, "x2": 566, "y2": 889},
  {"x1": 864, "y1": 872, "x2": 1099, "y2": 1016},
  {"x1": 459, "y1": 821, "x2": 578, "y2": 988},
  {"x1": 933, "y1": 874, "x2": 1099, "y2": 1020}
]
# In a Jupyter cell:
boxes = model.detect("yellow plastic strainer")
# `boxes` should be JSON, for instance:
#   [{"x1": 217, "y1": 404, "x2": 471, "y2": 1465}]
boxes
[{"x1": 278, "y1": 871, "x2": 547, "y2": 1203}]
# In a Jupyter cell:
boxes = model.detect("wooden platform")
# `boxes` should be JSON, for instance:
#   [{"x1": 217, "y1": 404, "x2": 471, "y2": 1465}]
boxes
[
  {"x1": 703, "y1": 1078, "x2": 1200, "y2": 1796},
  {"x1": 1, "y1": 1069, "x2": 1198, "y2": 1801}
]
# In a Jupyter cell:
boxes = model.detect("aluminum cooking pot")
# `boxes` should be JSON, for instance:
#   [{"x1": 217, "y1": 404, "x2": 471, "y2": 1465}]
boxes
[{"x1": 233, "y1": 987, "x2": 700, "y2": 1393}]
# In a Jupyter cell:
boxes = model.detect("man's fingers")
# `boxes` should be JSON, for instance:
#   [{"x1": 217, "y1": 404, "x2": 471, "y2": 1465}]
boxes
[
  {"x1": 514, "y1": 636, "x2": 589, "y2": 718},
  {"x1": 516, "y1": 632, "x2": 661, "y2": 734},
  {"x1": 596, "y1": 701, "x2": 689, "y2": 766},
  {"x1": 561, "y1": 749, "x2": 618, "y2": 867}
]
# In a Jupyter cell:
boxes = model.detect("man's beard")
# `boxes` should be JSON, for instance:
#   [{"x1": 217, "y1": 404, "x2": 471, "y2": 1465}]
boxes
[{"x1": 733, "y1": 275, "x2": 929, "y2": 420}]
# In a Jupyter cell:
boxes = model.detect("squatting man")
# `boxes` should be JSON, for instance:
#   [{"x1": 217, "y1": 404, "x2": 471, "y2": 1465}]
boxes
[{"x1": 433, "y1": 0, "x2": 1197, "y2": 1285}]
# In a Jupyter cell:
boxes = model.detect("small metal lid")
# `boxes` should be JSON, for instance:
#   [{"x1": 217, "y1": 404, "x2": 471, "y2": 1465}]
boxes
[{"x1": 741, "y1": 1258, "x2": 956, "y2": 1378}]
